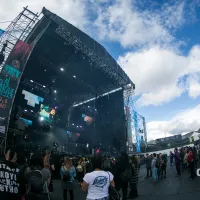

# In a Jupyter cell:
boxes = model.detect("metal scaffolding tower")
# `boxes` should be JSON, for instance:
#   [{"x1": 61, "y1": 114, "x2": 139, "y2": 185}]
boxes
[
  {"x1": 123, "y1": 85, "x2": 147, "y2": 153},
  {"x1": 0, "y1": 7, "x2": 39, "y2": 155},
  {"x1": 0, "y1": 6, "x2": 39, "y2": 71}
]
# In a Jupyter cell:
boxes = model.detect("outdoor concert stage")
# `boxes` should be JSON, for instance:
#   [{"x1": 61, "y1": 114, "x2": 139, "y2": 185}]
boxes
[{"x1": 0, "y1": 8, "x2": 135, "y2": 155}]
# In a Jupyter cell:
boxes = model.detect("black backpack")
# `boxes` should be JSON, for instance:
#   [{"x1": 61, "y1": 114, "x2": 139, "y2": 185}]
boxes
[
  {"x1": 107, "y1": 172, "x2": 121, "y2": 200},
  {"x1": 28, "y1": 170, "x2": 44, "y2": 193},
  {"x1": 155, "y1": 159, "x2": 160, "y2": 169},
  {"x1": 120, "y1": 165, "x2": 132, "y2": 182}
]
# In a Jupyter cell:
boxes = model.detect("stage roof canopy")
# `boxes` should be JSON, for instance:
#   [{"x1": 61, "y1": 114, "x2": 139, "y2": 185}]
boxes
[{"x1": 22, "y1": 7, "x2": 135, "y2": 106}]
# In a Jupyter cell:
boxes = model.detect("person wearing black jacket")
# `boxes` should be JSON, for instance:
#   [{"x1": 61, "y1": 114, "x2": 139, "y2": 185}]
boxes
[
  {"x1": 0, "y1": 149, "x2": 21, "y2": 200},
  {"x1": 113, "y1": 152, "x2": 130, "y2": 200},
  {"x1": 129, "y1": 156, "x2": 139, "y2": 199},
  {"x1": 144, "y1": 154, "x2": 152, "y2": 178}
]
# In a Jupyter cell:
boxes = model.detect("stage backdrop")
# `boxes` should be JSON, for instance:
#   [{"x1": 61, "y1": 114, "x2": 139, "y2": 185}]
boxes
[{"x1": 0, "y1": 40, "x2": 32, "y2": 136}]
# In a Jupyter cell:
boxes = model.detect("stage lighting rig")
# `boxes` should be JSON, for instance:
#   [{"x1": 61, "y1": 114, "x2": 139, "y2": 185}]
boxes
[
  {"x1": 55, "y1": 25, "x2": 135, "y2": 88},
  {"x1": 22, "y1": 78, "x2": 50, "y2": 94}
]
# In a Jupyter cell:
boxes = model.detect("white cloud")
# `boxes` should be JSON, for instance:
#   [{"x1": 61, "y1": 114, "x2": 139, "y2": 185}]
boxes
[
  {"x1": 0, "y1": 0, "x2": 88, "y2": 30},
  {"x1": 94, "y1": 0, "x2": 185, "y2": 48},
  {"x1": 186, "y1": 74, "x2": 200, "y2": 98},
  {"x1": 147, "y1": 104, "x2": 200, "y2": 141},
  {"x1": 118, "y1": 45, "x2": 200, "y2": 107}
]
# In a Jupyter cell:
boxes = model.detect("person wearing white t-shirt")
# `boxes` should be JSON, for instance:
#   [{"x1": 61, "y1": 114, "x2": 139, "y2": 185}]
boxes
[{"x1": 82, "y1": 156, "x2": 115, "y2": 200}]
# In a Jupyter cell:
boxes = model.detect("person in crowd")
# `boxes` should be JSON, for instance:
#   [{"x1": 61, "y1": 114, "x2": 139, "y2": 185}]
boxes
[
  {"x1": 180, "y1": 148, "x2": 185, "y2": 172},
  {"x1": 60, "y1": 157, "x2": 76, "y2": 200},
  {"x1": 48, "y1": 151, "x2": 55, "y2": 193},
  {"x1": 183, "y1": 149, "x2": 188, "y2": 170},
  {"x1": 102, "y1": 156, "x2": 112, "y2": 172},
  {"x1": 169, "y1": 151, "x2": 174, "y2": 167},
  {"x1": 26, "y1": 152, "x2": 51, "y2": 200},
  {"x1": 174, "y1": 148, "x2": 181, "y2": 177},
  {"x1": 193, "y1": 146, "x2": 198, "y2": 169},
  {"x1": 188, "y1": 148, "x2": 196, "y2": 180},
  {"x1": 151, "y1": 153, "x2": 158, "y2": 182},
  {"x1": 86, "y1": 158, "x2": 93, "y2": 173},
  {"x1": 157, "y1": 154, "x2": 161, "y2": 180},
  {"x1": 144, "y1": 154, "x2": 152, "y2": 178},
  {"x1": 161, "y1": 155, "x2": 167, "y2": 178},
  {"x1": 77, "y1": 157, "x2": 86, "y2": 185},
  {"x1": 50, "y1": 151, "x2": 55, "y2": 172},
  {"x1": 17, "y1": 154, "x2": 28, "y2": 199},
  {"x1": 135, "y1": 155, "x2": 140, "y2": 170},
  {"x1": 82, "y1": 156, "x2": 115, "y2": 200},
  {"x1": 129, "y1": 156, "x2": 139, "y2": 199},
  {"x1": 0, "y1": 149, "x2": 20, "y2": 200},
  {"x1": 43, "y1": 149, "x2": 50, "y2": 170},
  {"x1": 113, "y1": 152, "x2": 131, "y2": 200}
]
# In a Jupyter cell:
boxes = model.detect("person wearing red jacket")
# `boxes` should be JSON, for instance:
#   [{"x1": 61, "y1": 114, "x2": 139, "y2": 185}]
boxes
[{"x1": 188, "y1": 148, "x2": 196, "y2": 180}]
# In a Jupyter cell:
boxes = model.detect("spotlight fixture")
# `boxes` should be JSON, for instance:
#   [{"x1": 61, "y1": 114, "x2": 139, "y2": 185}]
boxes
[
  {"x1": 43, "y1": 85, "x2": 46, "y2": 88},
  {"x1": 40, "y1": 116, "x2": 44, "y2": 121},
  {"x1": 24, "y1": 109, "x2": 27, "y2": 112},
  {"x1": 31, "y1": 110, "x2": 33, "y2": 113},
  {"x1": 60, "y1": 68, "x2": 64, "y2": 71},
  {"x1": 73, "y1": 75, "x2": 76, "y2": 78},
  {"x1": 30, "y1": 80, "x2": 33, "y2": 83},
  {"x1": 54, "y1": 90, "x2": 57, "y2": 93}
]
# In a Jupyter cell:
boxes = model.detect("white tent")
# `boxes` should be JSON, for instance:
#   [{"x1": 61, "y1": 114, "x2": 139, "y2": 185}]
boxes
[{"x1": 189, "y1": 132, "x2": 200, "y2": 142}]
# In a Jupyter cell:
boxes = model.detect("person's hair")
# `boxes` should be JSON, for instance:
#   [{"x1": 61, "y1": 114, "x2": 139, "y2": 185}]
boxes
[
  {"x1": 45, "y1": 149, "x2": 50, "y2": 155},
  {"x1": 91, "y1": 156, "x2": 102, "y2": 169},
  {"x1": 5, "y1": 149, "x2": 17, "y2": 162},
  {"x1": 120, "y1": 152, "x2": 129, "y2": 164},
  {"x1": 132, "y1": 156, "x2": 138, "y2": 167},
  {"x1": 64, "y1": 157, "x2": 72, "y2": 170},
  {"x1": 153, "y1": 153, "x2": 156, "y2": 157},
  {"x1": 30, "y1": 152, "x2": 43, "y2": 169}
]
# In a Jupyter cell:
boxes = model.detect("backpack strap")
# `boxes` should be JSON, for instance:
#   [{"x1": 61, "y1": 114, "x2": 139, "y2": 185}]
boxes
[
  {"x1": 107, "y1": 172, "x2": 110, "y2": 184},
  {"x1": 32, "y1": 170, "x2": 44, "y2": 180}
]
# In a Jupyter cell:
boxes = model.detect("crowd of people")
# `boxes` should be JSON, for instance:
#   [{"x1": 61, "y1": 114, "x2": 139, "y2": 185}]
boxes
[
  {"x1": 0, "y1": 149, "x2": 140, "y2": 200},
  {"x1": 143, "y1": 145, "x2": 199, "y2": 182},
  {"x1": 0, "y1": 145, "x2": 199, "y2": 200}
]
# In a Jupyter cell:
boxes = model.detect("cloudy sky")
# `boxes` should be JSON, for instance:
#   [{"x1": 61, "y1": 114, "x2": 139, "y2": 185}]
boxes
[{"x1": 1, "y1": 0, "x2": 200, "y2": 141}]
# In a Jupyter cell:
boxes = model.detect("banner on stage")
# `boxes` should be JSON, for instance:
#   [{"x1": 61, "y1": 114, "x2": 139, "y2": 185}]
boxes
[{"x1": 0, "y1": 40, "x2": 32, "y2": 135}]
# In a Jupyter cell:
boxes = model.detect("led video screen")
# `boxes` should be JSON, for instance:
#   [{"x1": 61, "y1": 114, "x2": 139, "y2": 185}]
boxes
[
  {"x1": 39, "y1": 104, "x2": 56, "y2": 123},
  {"x1": 19, "y1": 118, "x2": 32, "y2": 125},
  {"x1": 82, "y1": 114, "x2": 94, "y2": 125},
  {"x1": 22, "y1": 90, "x2": 44, "y2": 107}
]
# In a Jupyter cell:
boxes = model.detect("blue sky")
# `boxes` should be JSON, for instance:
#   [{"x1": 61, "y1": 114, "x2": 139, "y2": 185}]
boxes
[{"x1": 1, "y1": 0, "x2": 200, "y2": 140}]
